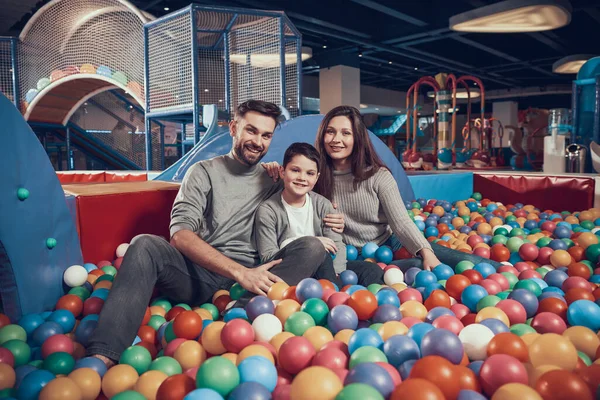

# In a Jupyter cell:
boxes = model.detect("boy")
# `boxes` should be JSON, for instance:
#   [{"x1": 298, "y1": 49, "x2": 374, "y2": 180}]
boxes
[{"x1": 254, "y1": 142, "x2": 347, "y2": 275}]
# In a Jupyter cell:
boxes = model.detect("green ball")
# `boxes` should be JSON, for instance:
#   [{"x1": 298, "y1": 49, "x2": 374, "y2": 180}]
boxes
[
  {"x1": 438, "y1": 280, "x2": 447, "y2": 288},
  {"x1": 0, "y1": 388, "x2": 16, "y2": 398},
  {"x1": 477, "y1": 207, "x2": 487, "y2": 214},
  {"x1": 491, "y1": 235, "x2": 509, "y2": 245},
  {"x1": 200, "y1": 304, "x2": 219, "y2": 321},
  {"x1": 500, "y1": 272, "x2": 518, "y2": 289},
  {"x1": 119, "y1": 345, "x2": 152, "y2": 375},
  {"x1": 530, "y1": 228, "x2": 542, "y2": 234},
  {"x1": 43, "y1": 351, "x2": 75, "y2": 375},
  {"x1": 101, "y1": 265, "x2": 118, "y2": 276},
  {"x1": 494, "y1": 227, "x2": 509, "y2": 237},
  {"x1": 284, "y1": 311, "x2": 315, "y2": 336},
  {"x1": 164, "y1": 322, "x2": 177, "y2": 343},
  {"x1": 461, "y1": 216, "x2": 471, "y2": 224},
  {"x1": 411, "y1": 201, "x2": 421, "y2": 210},
  {"x1": 472, "y1": 192, "x2": 482, "y2": 201},
  {"x1": 150, "y1": 356, "x2": 182, "y2": 376},
  {"x1": 68, "y1": 287, "x2": 91, "y2": 301},
  {"x1": 111, "y1": 391, "x2": 147, "y2": 400},
  {"x1": 505, "y1": 215, "x2": 517, "y2": 223},
  {"x1": 335, "y1": 383, "x2": 384, "y2": 400},
  {"x1": 578, "y1": 351, "x2": 592, "y2": 366},
  {"x1": 581, "y1": 220, "x2": 595, "y2": 230},
  {"x1": 95, "y1": 274, "x2": 114, "y2": 283},
  {"x1": 513, "y1": 279, "x2": 542, "y2": 297},
  {"x1": 46, "y1": 238, "x2": 57, "y2": 249},
  {"x1": 370, "y1": 323, "x2": 383, "y2": 332},
  {"x1": 17, "y1": 188, "x2": 29, "y2": 201},
  {"x1": 510, "y1": 323, "x2": 536, "y2": 336},
  {"x1": 151, "y1": 298, "x2": 172, "y2": 312},
  {"x1": 175, "y1": 303, "x2": 192, "y2": 311},
  {"x1": 562, "y1": 238, "x2": 575, "y2": 248},
  {"x1": 476, "y1": 295, "x2": 501, "y2": 312},
  {"x1": 229, "y1": 283, "x2": 247, "y2": 301},
  {"x1": 348, "y1": 346, "x2": 387, "y2": 368},
  {"x1": 526, "y1": 317, "x2": 533, "y2": 326},
  {"x1": 196, "y1": 356, "x2": 240, "y2": 397},
  {"x1": 367, "y1": 284, "x2": 382, "y2": 294},
  {"x1": 455, "y1": 260, "x2": 475, "y2": 273},
  {"x1": 496, "y1": 291, "x2": 511, "y2": 300},
  {"x1": 407, "y1": 210, "x2": 415, "y2": 219},
  {"x1": 510, "y1": 228, "x2": 525, "y2": 238},
  {"x1": 586, "y1": 244, "x2": 600, "y2": 263},
  {"x1": 2, "y1": 340, "x2": 30, "y2": 366},
  {"x1": 536, "y1": 237, "x2": 552, "y2": 248},
  {"x1": 535, "y1": 267, "x2": 550, "y2": 278},
  {"x1": 148, "y1": 315, "x2": 166, "y2": 331},
  {"x1": 580, "y1": 260, "x2": 594, "y2": 270},
  {"x1": 506, "y1": 237, "x2": 524, "y2": 253},
  {"x1": 300, "y1": 298, "x2": 329, "y2": 326},
  {"x1": 0, "y1": 325, "x2": 26, "y2": 345}
]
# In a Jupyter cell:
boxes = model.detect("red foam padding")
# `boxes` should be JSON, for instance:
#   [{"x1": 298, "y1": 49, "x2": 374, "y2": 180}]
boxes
[
  {"x1": 57, "y1": 172, "x2": 106, "y2": 184},
  {"x1": 473, "y1": 173, "x2": 595, "y2": 212},
  {"x1": 76, "y1": 189, "x2": 177, "y2": 263},
  {"x1": 105, "y1": 172, "x2": 148, "y2": 182}
]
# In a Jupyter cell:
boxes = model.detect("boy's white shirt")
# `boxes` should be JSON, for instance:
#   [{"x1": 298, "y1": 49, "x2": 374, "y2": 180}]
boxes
[{"x1": 280, "y1": 193, "x2": 316, "y2": 249}]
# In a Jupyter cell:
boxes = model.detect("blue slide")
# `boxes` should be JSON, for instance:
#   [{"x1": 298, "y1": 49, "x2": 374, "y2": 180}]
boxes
[
  {"x1": 155, "y1": 114, "x2": 416, "y2": 202},
  {"x1": 0, "y1": 92, "x2": 83, "y2": 321}
]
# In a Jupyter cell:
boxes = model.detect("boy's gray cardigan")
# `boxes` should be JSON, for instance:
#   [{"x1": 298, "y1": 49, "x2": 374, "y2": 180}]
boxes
[{"x1": 254, "y1": 190, "x2": 347, "y2": 273}]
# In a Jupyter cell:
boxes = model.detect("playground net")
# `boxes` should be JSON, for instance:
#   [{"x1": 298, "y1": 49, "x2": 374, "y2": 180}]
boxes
[{"x1": 0, "y1": 39, "x2": 15, "y2": 105}]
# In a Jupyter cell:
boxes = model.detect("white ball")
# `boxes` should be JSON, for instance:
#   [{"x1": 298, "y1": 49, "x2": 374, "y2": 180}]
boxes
[
  {"x1": 592, "y1": 228, "x2": 600, "y2": 234},
  {"x1": 116, "y1": 243, "x2": 129, "y2": 258},
  {"x1": 63, "y1": 265, "x2": 88, "y2": 287},
  {"x1": 383, "y1": 268, "x2": 404, "y2": 285},
  {"x1": 252, "y1": 313, "x2": 282, "y2": 342},
  {"x1": 502, "y1": 224, "x2": 513, "y2": 233},
  {"x1": 458, "y1": 323, "x2": 495, "y2": 361},
  {"x1": 414, "y1": 216, "x2": 425, "y2": 222}
]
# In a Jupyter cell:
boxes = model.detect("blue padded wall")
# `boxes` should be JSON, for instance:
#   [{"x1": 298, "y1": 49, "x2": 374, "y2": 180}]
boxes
[
  {"x1": 0, "y1": 92, "x2": 83, "y2": 321},
  {"x1": 156, "y1": 114, "x2": 416, "y2": 202}
]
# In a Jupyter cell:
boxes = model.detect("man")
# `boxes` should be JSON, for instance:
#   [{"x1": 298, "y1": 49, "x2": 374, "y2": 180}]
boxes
[{"x1": 87, "y1": 100, "x2": 344, "y2": 366}]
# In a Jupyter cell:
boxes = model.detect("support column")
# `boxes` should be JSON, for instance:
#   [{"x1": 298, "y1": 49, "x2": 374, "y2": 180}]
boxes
[
  {"x1": 492, "y1": 101, "x2": 518, "y2": 147},
  {"x1": 319, "y1": 65, "x2": 360, "y2": 115}
]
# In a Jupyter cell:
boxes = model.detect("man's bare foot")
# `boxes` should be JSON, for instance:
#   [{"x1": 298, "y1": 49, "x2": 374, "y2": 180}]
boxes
[{"x1": 91, "y1": 354, "x2": 116, "y2": 368}]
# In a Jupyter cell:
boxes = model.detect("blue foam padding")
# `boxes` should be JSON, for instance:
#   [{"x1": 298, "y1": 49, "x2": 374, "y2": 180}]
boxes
[
  {"x1": 155, "y1": 115, "x2": 416, "y2": 202},
  {"x1": 0, "y1": 92, "x2": 83, "y2": 321},
  {"x1": 407, "y1": 172, "x2": 473, "y2": 203}
]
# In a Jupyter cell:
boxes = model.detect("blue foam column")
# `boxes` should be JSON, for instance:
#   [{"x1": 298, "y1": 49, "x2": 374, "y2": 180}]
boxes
[
  {"x1": 155, "y1": 114, "x2": 416, "y2": 201},
  {"x1": 0, "y1": 92, "x2": 83, "y2": 321}
]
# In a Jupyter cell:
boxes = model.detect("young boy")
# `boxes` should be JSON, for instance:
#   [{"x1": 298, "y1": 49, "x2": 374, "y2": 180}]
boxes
[{"x1": 254, "y1": 142, "x2": 347, "y2": 274}]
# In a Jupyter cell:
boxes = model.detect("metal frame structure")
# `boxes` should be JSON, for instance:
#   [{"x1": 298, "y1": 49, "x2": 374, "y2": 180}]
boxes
[{"x1": 0, "y1": 36, "x2": 20, "y2": 108}]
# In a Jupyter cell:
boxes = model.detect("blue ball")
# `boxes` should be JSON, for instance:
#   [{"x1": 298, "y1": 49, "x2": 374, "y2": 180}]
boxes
[
  {"x1": 83, "y1": 263, "x2": 97, "y2": 272},
  {"x1": 346, "y1": 245, "x2": 358, "y2": 261},
  {"x1": 74, "y1": 319, "x2": 97, "y2": 347},
  {"x1": 340, "y1": 270, "x2": 359, "y2": 286},
  {"x1": 524, "y1": 220, "x2": 537, "y2": 230},
  {"x1": 461, "y1": 285, "x2": 488, "y2": 312},
  {"x1": 362, "y1": 242, "x2": 379, "y2": 259},
  {"x1": 14, "y1": 365, "x2": 37, "y2": 388},
  {"x1": 423, "y1": 283, "x2": 445, "y2": 300},
  {"x1": 529, "y1": 278, "x2": 548, "y2": 290},
  {"x1": 90, "y1": 288, "x2": 109, "y2": 300},
  {"x1": 567, "y1": 300, "x2": 600, "y2": 331},
  {"x1": 184, "y1": 388, "x2": 224, "y2": 400},
  {"x1": 460, "y1": 226, "x2": 472, "y2": 234},
  {"x1": 375, "y1": 246, "x2": 393, "y2": 264},
  {"x1": 237, "y1": 356, "x2": 277, "y2": 392},
  {"x1": 18, "y1": 314, "x2": 45, "y2": 337},
  {"x1": 538, "y1": 292, "x2": 565, "y2": 302},
  {"x1": 404, "y1": 268, "x2": 421, "y2": 286},
  {"x1": 348, "y1": 328, "x2": 384, "y2": 354},
  {"x1": 327, "y1": 305, "x2": 358, "y2": 333},
  {"x1": 414, "y1": 270, "x2": 437, "y2": 288},
  {"x1": 245, "y1": 296, "x2": 274, "y2": 321},
  {"x1": 31, "y1": 321, "x2": 64, "y2": 347},
  {"x1": 407, "y1": 323, "x2": 435, "y2": 347},
  {"x1": 424, "y1": 227, "x2": 439, "y2": 238},
  {"x1": 508, "y1": 289, "x2": 539, "y2": 318},
  {"x1": 467, "y1": 360, "x2": 484, "y2": 375},
  {"x1": 425, "y1": 307, "x2": 455, "y2": 324},
  {"x1": 508, "y1": 252, "x2": 524, "y2": 265},
  {"x1": 457, "y1": 389, "x2": 487, "y2": 400},
  {"x1": 224, "y1": 308, "x2": 248, "y2": 323},
  {"x1": 372, "y1": 304, "x2": 402, "y2": 324},
  {"x1": 479, "y1": 318, "x2": 509, "y2": 334},
  {"x1": 46, "y1": 310, "x2": 76, "y2": 333},
  {"x1": 548, "y1": 239, "x2": 568, "y2": 250},
  {"x1": 345, "y1": 285, "x2": 367, "y2": 296},
  {"x1": 383, "y1": 335, "x2": 420, "y2": 368},
  {"x1": 376, "y1": 289, "x2": 400, "y2": 307},
  {"x1": 398, "y1": 359, "x2": 418, "y2": 380},
  {"x1": 228, "y1": 382, "x2": 270, "y2": 400},
  {"x1": 345, "y1": 363, "x2": 395, "y2": 398},
  {"x1": 16, "y1": 369, "x2": 56, "y2": 400},
  {"x1": 417, "y1": 198, "x2": 427, "y2": 207},
  {"x1": 474, "y1": 262, "x2": 495, "y2": 278},
  {"x1": 74, "y1": 356, "x2": 108, "y2": 377},
  {"x1": 433, "y1": 264, "x2": 455, "y2": 281},
  {"x1": 544, "y1": 269, "x2": 569, "y2": 288},
  {"x1": 81, "y1": 314, "x2": 99, "y2": 323},
  {"x1": 415, "y1": 220, "x2": 426, "y2": 231},
  {"x1": 420, "y1": 328, "x2": 464, "y2": 365},
  {"x1": 296, "y1": 278, "x2": 323, "y2": 303}
]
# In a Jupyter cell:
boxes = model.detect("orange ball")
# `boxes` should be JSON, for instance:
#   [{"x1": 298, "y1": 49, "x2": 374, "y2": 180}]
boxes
[
  {"x1": 39, "y1": 377, "x2": 82, "y2": 400},
  {"x1": 409, "y1": 356, "x2": 461, "y2": 400},
  {"x1": 173, "y1": 340, "x2": 206, "y2": 371},
  {"x1": 282, "y1": 286, "x2": 298, "y2": 302},
  {"x1": 400, "y1": 301, "x2": 427, "y2": 321},
  {"x1": 455, "y1": 365, "x2": 481, "y2": 392},
  {"x1": 477, "y1": 223, "x2": 493, "y2": 235},
  {"x1": 238, "y1": 344, "x2": 275, "y2": 364},
  {"x1": 56, "y1": 294, "x2": 84, "y2": 317},
  {"x1": 347, "y1": 290, "x2": 378, "y2": 320},
  {"x1": 0, "y1": 363, "x2": 15, "y2": 390},
  {"x1": 101, "y1": 364, "x2": 139, "y2": 398},
  {"x1": 378, "y1": 321, "x2": 409, "y2": 341},
  {"x1": 275, "y1": 299, "x2": 301, "y2": 325},
  {"x1": 563, "y1": 326, "x2": 600, "y2": 359},
  {"x1": 433, "y1": 206, "x2": 445, "y2": 217},
  {"x1": 268, "y1": 282, "x2": 290, "y2": 300},
  {"x1": 173, "y1": 311, "x2": 203, "y2": 340},
  {"x1": 221, "y1": 353, "x2": 238, "y2": 365},
  {"x1": 270, "y1": 332, "x2": 295, "y2": 353},
  {"x1": 303, "y1": 326, "x2": 333, "y2": 351},
  {"x1": 390, "y1": 378, "x2": 445, "y2": 400},
  {"x1": 68, "y1": 368, "x2": 101, "y2": 400},
  {"x1": 492, "y1": 383, "x2": 543, "y2": 400},
  {"x1": 333, "y1": 329, "x2": 354, "y2": 345},
  {"x1": 452, "y1": 218, "x2": 465, "y2": 228},
  {"x1": 579, "y1": 211, "x2": 594, "y2": 221},
  {"x1": 568, "y1": 262, "x2": 592, "y2": 280},
  {"x1": 535, "y1": 370, "x2": 594, "y2": 400},
  {"x1": 489, "y1": 217, "x2": 503, "y2": 227},
  {"x1": 134, "y1": 370, "x2": 169, "y2": 400},
  {"x1": 424, "y1": 290, "x2": 451, "y2": 310},
  {"x1": 155, "y1": 374, "x2": 196, "y2": 400},
  {"x1": 550, "y1": 250, "x2": 572, "y2": 268},
  {"x1": 578, "y1": 232, "x2": 599, "y2": 250},
  {"x1": 487, "y1": 332, "x2": 529, "y2": 362},
  {"x1": 568, "y1": 246, "x2": 586, "y2": 263},
  {"x1": 200, "y1": 321, "x2": 226, "y2": 355},
  {"x1": 446, "y1": 275, "x2": 471, "y2": 300},
  {"x1": 289, "y1": 366, "x2": 343, "y2": 400}
]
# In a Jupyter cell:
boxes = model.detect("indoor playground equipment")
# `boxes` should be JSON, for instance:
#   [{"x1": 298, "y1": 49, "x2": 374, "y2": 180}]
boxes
[{"x1": 370, "y1": 114, "x2": 408, "y2": 155}]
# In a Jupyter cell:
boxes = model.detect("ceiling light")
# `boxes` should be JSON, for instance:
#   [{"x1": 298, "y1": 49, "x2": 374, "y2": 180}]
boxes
[
  {"x1": 375, "y1": 108, "x2": 380, "y2": 111},
  {"x1": 414, "y1": 67, "x2": 418, "y2": 70},
  {"x1": 204, "y1": 89, "x2": 209, "y2": 92},
  {"x1": 323, "y1": 45, "x2": 327, "y2": 49},
  {"x1": 358, "y1": 52, "x2": 363, "y2": 57},
  {"x1": 164, "y1": 7, "x2": 169, "y2": 11},
  {"x1": 449, "y1": 0, "x2": 572, "y2": 33},
  {"x1": 552, "y1": 54, "x2": 595, "y2": 74},
  {"x1": 359, "y1": 104, "x2": 368, "y2": 109},
  {"x1": 388, "y1": 61, "x2": 392, "y2": 64},
  {"x1": 229, "y1": 46, "x2": 313, "y2": 68},
  {"x1": 427, "y1": 88, "x2": 481, "y2": 99}
]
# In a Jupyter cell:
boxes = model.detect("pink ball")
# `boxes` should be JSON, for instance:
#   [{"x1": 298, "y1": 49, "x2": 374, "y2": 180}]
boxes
[
  {"x1": 41, "y1": 334, "x2": 74, "y2": 358},
  {"x1": 518, "y1": 243, "x2": 539, "y2": 261},
  {"x1": 400, "y1": 317, "x2": 422, "y2": 328},
  {"x1": 221, "y1": 319, "x2": 255, "y2": 353},
  {"x1": 163, "y1": 338, "x2": 186, "y2": 357},
  {"x1": 541, "y1": 221, "x2": 556, "y2": 233},
  {"x1": 479, "y1": 354, "x2": 529, "y2": 396},
  {"x1": 398, "y1": 288, "x2": 422, "y2": 304},
  {"x1": 278, "y1": 337, "x2": 316, "y2": 375},
  {"x1": 384, "y1": 265, "x2": 400, "y2": 273},
  {"x1": 514, "y1": 262, "x2": 533, "y2": 273},
  {"x1": 377, "y1": 262, "x2": 388, "y2": 270},
  {"x1": 320, "y1": 340, "x2": 349, "y2": 356},
  {"x1": 375, "y1": 361, "x2": 402, "y2": 386},
  {"x1": 473, "y1": 247, "x2": 491, "y2": 259},
  {"x1": 495, "y1": 299, "x2": 527, "y2": 325},
  {"x1": 311, "y1": 348, "x2": 348, "y2": 369},
  {"x1": 331, "y1": 368, "x2": 349, "y2": 383},
  {"x1": 276, "y1": 367, "x2": 293, "y2": 386},
  {"x1": 562, "y1": 276, "x2": 594, "y2": 292},
  {"x1": 322, "y1": 288, "x2": 335, "y2": 302},
  {"x1": 467, "y1": 235, "x2": 484, "y2": 248},
  {"x1": 273, "y1": 384, "x2": 291, "y2": 400},
  {"x1": 451, "y1": 304, "x2": 471, "y2": 320},
  {"x1": 113, "y1": 257, "x2": 123, "y2": 269},
  {"x1": 0, "y1": 348, "x2": 15, "y2": 367},
  {"x1": 432, "y1": 315, "x2": 464, "y2": 335},
  {"x1": 479, "y1": 279, "x2": 502, "y2": 295},
  {"x1": 531, "y1": 312, "x2": 567, "y2": 334},
  {"x1": 488, "y1": 273, "x2": 510, "y2": 291},
  {"x1": 537, "y1": 247, "x2": 554, "y2": 265},
  {"x1": 518, "y1": 269, "x2": 542, "y2": 280},
  {"x1": 497, "y1": 265, "x2": 518, "y2": 275},
  {"x1": 97, "y1": 260, "x2": 112, "y2": 268},
  {"x1": 327, "y1": 292, "x2": 350, "y2": 309},
  {"x1": 184, "y1": 367, "x2": 199, "y2": 380}
]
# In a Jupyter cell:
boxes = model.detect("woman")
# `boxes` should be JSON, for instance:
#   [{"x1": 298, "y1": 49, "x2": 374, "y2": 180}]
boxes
[{"x1": 314, "y1": 105, "x2": 502, "y2": 272}]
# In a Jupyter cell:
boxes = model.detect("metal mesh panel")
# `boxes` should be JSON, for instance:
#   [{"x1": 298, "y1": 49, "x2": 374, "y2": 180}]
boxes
[
  {"x1": 0, "y1": 39, "x2": 15, "y2": 104},
  {"x1": 18, "y1": 0, "x2": 148, "y2": 109},
  {"x1": 285, "y1": 39, "x2": 299, "y2": 117},
  {"x1": 229, "y1": 16, "x2": 282, "y2": 112},
  {"x1": 147, "y1": 11, "x2": 192, "y2": 111},
  {"x1": 197, "y1": 49, "x2": 227, "y2": 112}
]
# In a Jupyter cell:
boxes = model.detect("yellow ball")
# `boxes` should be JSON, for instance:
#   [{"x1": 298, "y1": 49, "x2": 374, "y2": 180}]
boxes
[
  {"x1": 101, "y1": 364, "x2": 139, "y2": 399},
  {"x1": 39, "y1": 377, "x2": 82, "y2": 400},
  {"x1": 134, "y1": 370, "x2": 168, "y2": 400},
  {"x1": 563, "y1": 326, "x2": 600, "y2": 359},
  {"x1": 491, "y1": 382, "x2": 543, "y2": 400},
  {"x1": 303, "y1": 326, "x2": 334, "y2": 351},
  {"x1": 378, "y1": 321, "x2": 408, "y2": 341},
  {"x1": 400, "y1": 300, "x2": 427, "y2": 321},
  {"x1": 200, "y1": 321, "x2": 227, "y2": 355},
  {"x1": 68, "y1": 368, "x2": 101, "y2": 400},
  {"x1": 333, "y1": 329, "x2": 354, "y2": 345},
  {"x1": 238, "y1": 344, "x2": 275, "y2": 365},
  {"x1": 173, "y1": 340, "x2": 207, "y2": 370},
  {"x1": 475, "y1": 307, "x2": 510, "y2": 327},
  {"x1": 290, "y1": 366, "x2": 343, "y2": 400}
]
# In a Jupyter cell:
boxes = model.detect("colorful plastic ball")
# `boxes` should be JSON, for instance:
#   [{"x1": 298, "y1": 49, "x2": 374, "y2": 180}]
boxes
[
  {"x1": 284, "y1": 311, "x2": 315, "y2": 336},
  {"x1": 409, "y1": 355, "x2": 461, "y2": 400},
  {"x1": 382, "y1": 334, "x2": 420, "y2": 368},
  {"x1": 279, "y1": 336, "x2": 316, "y2": 375},
  {"x1": 567, "y1": 300, "x2": 600, "y2": 331},
  {"x1": 406, "y1": 322, "x2": 435, "y2": 347},
  {"x1": 563, "y1": 326, "x2": 600, "y2": 359},
  {"x1": 362, "y1": 243, "x2": 379, "y2": 259},
  {"x1": 479, "y1": 354, "x2": 528, "y2": 396},
  {"x1": 237, "y1": 355, "x2": 277, "y2": 392},
  {"x1": 479, "y1": 318, "x2": 509, "y2": 335},
  {"x1": 414, "y1": 270, "x2": 437, "y2": 288},
  {"x1": 119, "y1": 345, "x2": 152, "y2": 375},
  {"x1": 296, "y1": 278, "x2": 323, "y2": 303},
  {"x1": 17, "y1": 369, "x2": 56, "y2": 400},
  {"x1": 183, "y1": 388, "x2": 224, "y2": 400},
  {"x1": 459, "y1": 323, "x2": 495, "y2": 361},
  {"x1": 375, "y1": 289, "x2": 400, "y2": 307},
  {"x1": 0, "y1": 325, "x2": 25, "y2": 345},
  {"x1": 221, "y1": 319, "x2": 254, "y2": 353},
  {"x1": 507, "y1": 289, "x2": 539, "y2": 318},
  {"x1": 67, "y1": 368, "x2": 101, "y2": 400},
  {"x1": 531, "y1": 312, "x2": 567, "y2": 334},
  {"x1": 327, "y1": 305, "x2": 358, "y2": 334},
  {"x1": 289, "y1": 366, "x2": 343, "y2": 400},
  {"x1": 383, "y1": 268, "x2": 404, "y2": 286},
  {"x1": 461, "y1": 285, "x2": 489, "y2": 312},
  {"x1": 348, "y1": 328, "x2": 383, "y2": 354},
  {"x1": 227, "y1": 381, "x2": 271, "y2": 400},
  {"x1": 63, "y1": 265, "x2": 88, "y2": 288},
  {"x1": 535, "y1": 370, "x2": 593, "y2": 400},
  {"x1": 41, "y1": 334, "x2": 73, "y2": 358},
  {"x1": 74, "y1": 356, "x2": 108, "y2": 377},
  {"x1": 38, "y1": 376, "x2": 82, "y2": 400},
  {"x1": 420, "y1": 328, "x2": 464, "y2": 364},
  {"x1": 375, "y1": 246, "x2": 393, "y2": 264},
  {"x1": 336, "y1": 383, "x2": 384, "y2": 400},
  {"x1": 346, "y1": 246, "x2": 359, "y2": 261},
  {"x1": 372, "y1": 304, "x2": 402, "y2": 324},
  {"x1": 245, "y1": 296, "x2": 274, "y2": 322},
  {"x1": 195, "y1": 356, "x2": 239, "y2": 397},
  {"x1": 345, "y1": 362, "x2": 394, "y2": 398},
  {"x1": 150, "y1": 356, "x2": 182, "y2": 376},
  {"x1": 529, "y1": 333, "x2": 578, "y2": 370},
  {"x1": 340, "y1": 270, "x2": 359, "y2": 286}
]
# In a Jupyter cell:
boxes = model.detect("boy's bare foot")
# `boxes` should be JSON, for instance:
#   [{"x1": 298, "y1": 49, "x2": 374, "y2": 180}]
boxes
[{"x1": 91, "y1": 354, "x2": 116, "y2": 368}]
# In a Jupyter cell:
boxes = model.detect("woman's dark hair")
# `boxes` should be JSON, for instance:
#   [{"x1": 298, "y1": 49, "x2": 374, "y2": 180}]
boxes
[
  {"x1": 283, "y1": 142, "x2": 321, "y2": 172},
  {"x1": 236, "y1": 100, "x2": 282, "y2": 128},
  {"x1": 314, "y1": 105, "x2": 384, "y2": 200}
]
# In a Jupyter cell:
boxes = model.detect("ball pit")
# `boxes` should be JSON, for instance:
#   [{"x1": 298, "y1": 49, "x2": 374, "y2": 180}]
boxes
[{"x1": 3, "y1": 195, "x2": 600, "y2": 398}]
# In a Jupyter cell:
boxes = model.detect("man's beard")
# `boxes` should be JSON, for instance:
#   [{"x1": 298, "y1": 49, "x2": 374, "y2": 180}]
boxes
[{"x1": 234, "y1": 142, "x2": 266, "y2": 166}]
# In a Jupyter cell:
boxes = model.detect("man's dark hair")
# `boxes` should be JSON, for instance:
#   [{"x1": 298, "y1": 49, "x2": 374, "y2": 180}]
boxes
[
  {"x1": 235, "y1": 100, "x2": 282, "y2": 128},
  {"x1": 283, "y1": 142, "x2": 321, "y2": 172}
]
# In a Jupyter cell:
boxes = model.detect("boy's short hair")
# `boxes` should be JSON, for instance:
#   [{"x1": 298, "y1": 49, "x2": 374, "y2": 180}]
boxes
[
  {"x1": 235, "y1": 100, "x2": 282, "y2": 128},
  {"x1": 283, "y1": 142, "x2": 321, "y2": 172}
]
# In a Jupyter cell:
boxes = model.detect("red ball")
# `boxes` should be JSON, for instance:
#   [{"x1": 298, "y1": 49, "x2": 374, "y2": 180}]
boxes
[
  {"x1": 41, "y1": 334, "x2": 74, "y2": 358},
  {"x1": 136, "y1": 341, "x2": 158, "y2": 359},
  {"x1": 531, "y1": 312, "x2": 567, "y2": 334},
  {"x1": 445, "y1": 275, "x2": 471, "y2": 300},
  {"x1": 460, "y1": 313, "x2": 477, "y2": 326},
  {"x1": 563, "y1": 276, "x2": 594, "y2": 293},
  {"x1": 467, "y1": 235, "x2": 484, "y2": 248},
  {"x1": 327, "y1": 292, "x2": 350, "y2": 309},
  {"x1": 473, "y1": 247, "x2": 491, "y2": 259},
  {"x1": 394, "y1": 247, "x2": 412, "y2": 260},
  {"x1": 320, "y1": 340, "x2": 349, "y2": 356},
  {"x1": 450, "y1": 304, "x2": 470, "y2": 320},
  {"x1": 156, "y1": 373, "x2": 196, "y2": 400},
  {"x1": 273, "y1": 384, "x2": 291, "y2": 400},
  {"x1": 276, "y1": 366, "x2": 293, "y2": 386},
  {"x1": 165, "y1": 306, "x2": 187, "y2": 322},
  {"x1": 432, "y1": 315, "x2": 464, "y2": 335},
  {"x1": 172, "y1": 311, "x2": 203, "y2": 340},
  {"x1": 311, "y1": 347, "x2": 348, "y2": 369},
  {"x1": 142, "y1": 307, "x2": 151, "y2": 326},
  {"x1": 479, "y1": 354, "x2": 528, "y2": 396},
  {"x1": 221, "y1": 319, "x2": 255, "y2": 353},
  {"x1": 137, "y1": 325, "x2": 156, "y2": 344},
  {"x1": 495, "y1": 299, "x2": 527, "y2": 325},
  {"x1": 565, "y1": 288, "x2": 596, "y2": 305},
  {"x1": 0, "y1": 314, "x2": 10, "y2": 328},
  {"x1": 424, "y1": 290, "x2": 451, "y2": 310},
  {"x1": 398, "y1": 288, "x2": 423, "y2": 304},
  {"x1": 537, "y1": 247, "x2": 554, "y2": 265},
  {"x1": 568, "y1": 263, "x2": 592, "y2": 279},
  {"x1": 113, "y1": 257, "x2": 123, "y2": 269},
  {"x1": 83, "y1": 297, "x2": 104, "y2": 317},
  {"x1": 347, "y1": 290, "x2": 378, "y2": 320},
  {"x1": 56, "y1": 294, "x2": 83, "y2": 317},
  {"x1": 537, "y1": 297, "x2": 568, "y2": 321},
  {"x1": 214, "y1": 295, "x2": 233, "y2": 313},
  {"x1": 514, "y1": 262, "x2": 533, "y2": 273},
  {"x1": 497, "y1": 265, "x2": 519, "y2": 275},
  {"x1": 479, "y1": 279, "x2": 502, "y2": 295},
  {"x1": 518, "y1": 269, "x2": 541, "y2": 280},
  {"x1": 0, "y1": 348, "x2": 15, "y2": 366},
  {"x1": 490, "y1": 244, "x2": 510, "y2": 262},
  {"x1": 375, "y1": 361, "x2": 402, "y2": 386},
  {"x1": 536, "y1": 370, "x2": 593, "y2": 400},
  {"x1": 409, "y1": 356, "x2": 461, "y2": 400},
  {"x1": 541, "y1": 221, "x2": 557, "y2": 233},
  {"x1": 488, "y1": 273, "x2": 510, "y2": 291},
  {"x1": 462, "y1": 270, "x2": 483, "y2": 285},
  {"x1": 400, "y1": 317, "x2": 423, "y2": 328},
  {"x1": 518, "y1": 243, "x2": 539, "y2": 261},
  {"x1": 164, "y1": 338, "x2": 186, "y2": 357},
  {"x1": 278, "y1": 336, "x2": 316, "y2": 375}
]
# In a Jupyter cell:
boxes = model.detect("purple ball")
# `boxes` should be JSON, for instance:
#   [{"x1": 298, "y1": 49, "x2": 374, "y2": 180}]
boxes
[
  {"x1": 398, "y1": 359, "x2": 418, "y2": 380},
  {"x1": 420, "y1": 328, "x2": 464, "y2": 365},
  {"x1": 425, "y1": 307, "x2": 455, "y2": 324},
  {"x1": 479, "y1": 318, "x2": 509, "y2": 334},
  {"x1": 468, "y1": 360, "x2": 484, "y2": 375},
  {"x1": 327, "y1": 305, "x2": 359, "y2": 334},
  {"x1": 340, "y1": 270, "x2": 358, "y2": 286},
  {"x1": 383, "y1": 335, "x2": 420, "y2": 368},
  {"x1": 296, "y1": 278, "x2": 323, "y2": 304},
  {"x1": 544, "y1": 269, "x2": 569, "y2": 288},
  {"x1": 404, "y1": 267, "x2": 421, "y2": 286},
  {"x1": 345, "y1": 363, "x2": 395, "y2": 398},
  {"x1": 457, "y1": 389, "x2": 487, "y2": 400},
  {"x1": 245, "y1": 296, "x2": 275, "y2": 321},
  {"x1": 508, "y1": 289, "x2": 539, "y2": 318},
  {"x1": 372, "y1": 304, "x2": 402, "y2": 323}
]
